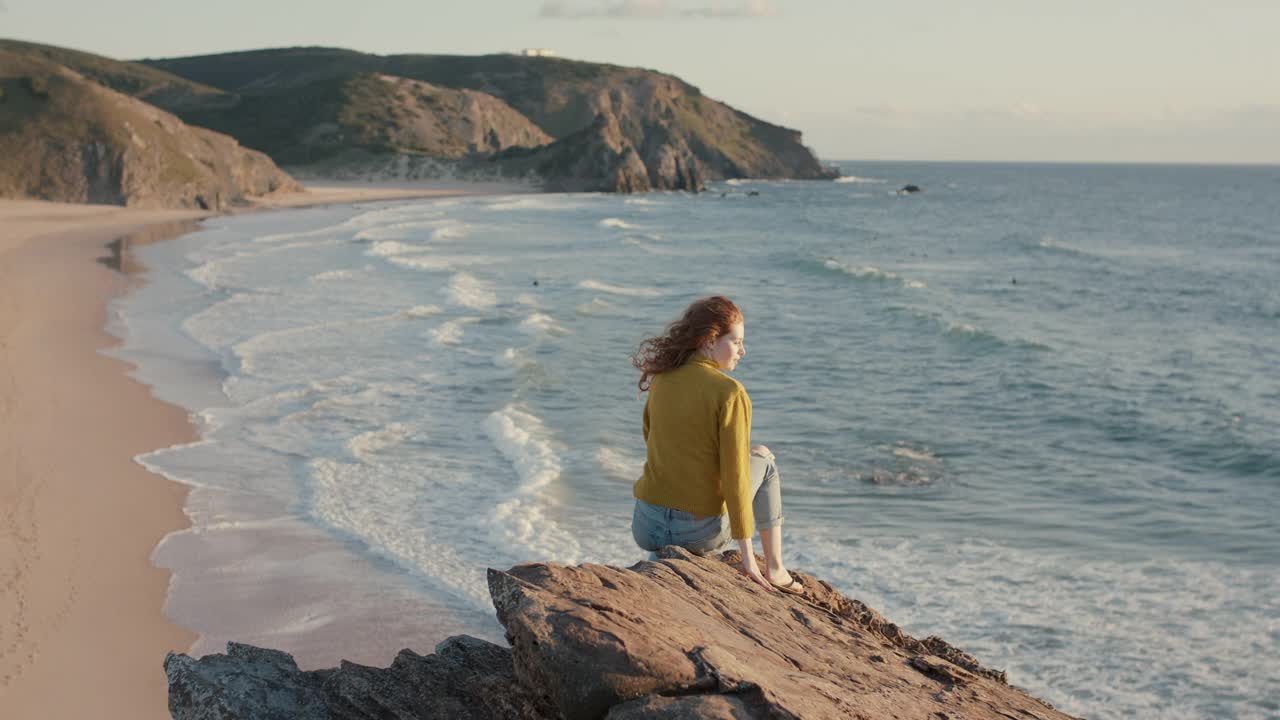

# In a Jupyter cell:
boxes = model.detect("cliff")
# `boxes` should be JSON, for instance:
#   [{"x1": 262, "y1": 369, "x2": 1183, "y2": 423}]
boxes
[
  {"x1": 140, "y1": 47, "x2": 835, "y2": 191},
  {"x1": 0, "y1": 48, "x2": 299, "y2": 209},
  {"x1": 166, "y1": 547, "x2": 1078, "y2": 720},
  {"x1": 488, "y1": 112, "x2": 667, "y2": 193}
]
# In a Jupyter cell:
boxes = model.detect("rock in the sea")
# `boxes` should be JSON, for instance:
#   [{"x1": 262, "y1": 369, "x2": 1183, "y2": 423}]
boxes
[{"x1": 168, "y1": 547, "x2": 1078, "y2": 720}]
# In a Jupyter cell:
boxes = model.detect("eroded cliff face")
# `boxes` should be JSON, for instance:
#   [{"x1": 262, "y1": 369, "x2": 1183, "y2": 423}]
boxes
[
  {"x1": 0, "y1": 52, "x2": 299, "y2": 209},
  {"x1": 480, "y1": 69, "x2": 821, "y2": 192},
  {"x1": 488, "y1": 112, "x2": 669, "y2": 193},
  {"x1": 166, "y1": 547, "x2": 1078, "y2": 720},
  {"x1": 352, "y1": 74, "x2": 554, "y2": 158}
]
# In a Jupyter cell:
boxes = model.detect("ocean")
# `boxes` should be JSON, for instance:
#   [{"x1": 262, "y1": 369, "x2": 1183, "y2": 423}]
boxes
[{"x1": 107, "y1": 161, "x2": 1280, "y2": 719}]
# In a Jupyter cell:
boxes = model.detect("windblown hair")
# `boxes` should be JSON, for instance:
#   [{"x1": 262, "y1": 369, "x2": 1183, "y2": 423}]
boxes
[{"x1": 632, "y1": 296, "x2": 743, "y2": 392}]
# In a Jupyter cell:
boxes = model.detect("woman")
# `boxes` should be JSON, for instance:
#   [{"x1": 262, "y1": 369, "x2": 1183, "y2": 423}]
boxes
[{"x1": 630, "y1": 296, "x2": 801, "y2": 593}]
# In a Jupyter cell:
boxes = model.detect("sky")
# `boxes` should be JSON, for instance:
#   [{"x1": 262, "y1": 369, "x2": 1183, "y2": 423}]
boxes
[{"x1": 2, "y1": 0, "x2": 1277, "y2": 164}]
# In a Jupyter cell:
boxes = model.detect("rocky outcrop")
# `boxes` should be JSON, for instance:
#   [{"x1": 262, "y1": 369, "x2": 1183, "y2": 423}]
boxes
[
  {"x1": 166, "y1": 635, "x2": 550, "y2": 720},
  {"x1": 489, "y1": 112, "x2": 674, "y2": 193},
  {"x1": 478, "y1": 69, "x2": 806, "y2": 192},
  {"x1": 351, "y1": 74, "x2": 553, "y2": 157},
  {"x1": 167, "y1": 547, "x2": 1077, "y2": 720},
  {"x1": 0, "y1": 51, "x2": 299, "y2": 209}
]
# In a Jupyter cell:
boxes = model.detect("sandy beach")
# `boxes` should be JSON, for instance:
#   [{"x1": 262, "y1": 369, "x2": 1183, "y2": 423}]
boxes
[{"x1": 0, "y1": 183, "x2": 519, "y2": 719}]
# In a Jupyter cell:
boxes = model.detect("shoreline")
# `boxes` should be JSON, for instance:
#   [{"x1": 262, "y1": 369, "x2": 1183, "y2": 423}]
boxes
[{"x1": 0, "y1": 182, "x2": 523, "y2": 718}]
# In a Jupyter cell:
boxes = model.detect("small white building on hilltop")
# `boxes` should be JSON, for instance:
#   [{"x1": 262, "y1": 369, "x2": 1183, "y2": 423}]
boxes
[{"x1": 521, "y1": 48, "x2": 556, "y2": 57}]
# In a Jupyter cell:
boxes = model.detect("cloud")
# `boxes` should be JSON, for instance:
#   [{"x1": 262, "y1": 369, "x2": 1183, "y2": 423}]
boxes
[
  {"x1": 540, "y1": 0, "x2": 778, "y2": 20},
  {"x1": 540, "y1": 0, "x2": 664, "y2": 19},
  {"x1": 682, "y1": 0, "x2": 778, "y2": 18}
]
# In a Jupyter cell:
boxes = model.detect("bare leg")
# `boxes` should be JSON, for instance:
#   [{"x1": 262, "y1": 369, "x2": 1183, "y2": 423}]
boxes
[
  {"x1": 749, "y1": 452, "x2": 793, "y2": 586},
  {"x1": 760, "y1": 525, "x2": 792, "y2": 585}
]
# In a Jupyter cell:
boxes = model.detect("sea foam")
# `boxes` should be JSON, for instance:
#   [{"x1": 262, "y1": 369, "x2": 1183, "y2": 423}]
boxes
[
  {"x1": 445, "y1": 273, "x2": 498, "y2": 309},
  {"x1": 822, "y1": 259, "x2": 926, "y2": 289},
  {"x1": 596, "y1": 446, "x2": 643, "y2": 483},
  {"x1": 577, "y1": 279, "x2": 662, "y2": 297},
  {"x1": 482, "y1": 405, "x2": 581, "y2": 563},
  {"x1": 519, "y1": 312, "x2": 571, "y2": 337},
  {"x1": 348, "y1": 423, "x2": 411, "y2": 462}
]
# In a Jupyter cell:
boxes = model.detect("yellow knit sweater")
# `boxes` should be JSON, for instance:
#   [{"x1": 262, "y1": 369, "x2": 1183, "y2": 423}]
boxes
[{"x1": 633, "y1": 354, "x2": 755, "y2": 539}]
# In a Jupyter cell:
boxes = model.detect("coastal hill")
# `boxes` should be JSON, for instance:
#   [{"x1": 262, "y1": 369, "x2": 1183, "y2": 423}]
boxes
[
  {"x1": 144, "y1": 69, "x2": 556, "y2": 173},
  {"x1": 166, "y1": 548, "x2": 1078, "y2": 720},
  {"x1": 138, "y1": 47, "x2": 834, "y2": 191},
  {"x1": 0, "y1": 38, "x2": 833, "y2": 203},
  {"x1": 0, "y1": 43, "x2": 299, "y2": 209},
  {"x1": 0, "y1": 38, "x2": 227, "y2": 110}
]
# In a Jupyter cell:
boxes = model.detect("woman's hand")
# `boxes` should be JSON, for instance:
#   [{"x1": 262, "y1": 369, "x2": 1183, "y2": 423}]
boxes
[
  {"x1": 751, "y1": 444, "x2": 774, "y2": 461},
  {"x1": 736, "y1": 539, "x2": 775, "y2": 592}
]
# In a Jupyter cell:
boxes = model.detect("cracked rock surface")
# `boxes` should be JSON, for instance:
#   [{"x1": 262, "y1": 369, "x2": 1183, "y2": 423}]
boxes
[
  {"x1": 491, "y1": 546, "x2": 1077, "y2": 720},
  {"x1": 168, "y1": 547, "x2": 1078, "y2": 720}
]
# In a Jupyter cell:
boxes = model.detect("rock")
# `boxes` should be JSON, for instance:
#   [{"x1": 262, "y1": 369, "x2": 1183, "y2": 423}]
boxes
[
  {"x1": 490, "y1": 112, "x2": 661, "y2": 193},
  {"x1": 165, "y1": 643, "x2": 330, "y2": 720},
  {"x1": 489, "y1": 546, "x2": 1076, "y2": 720},
  {"x1": 167, "y1": 548, "x2": 1077, "y2": 720},
  {"x1": 165, "y1": 636, "x2": 550, "y2": 720},
  {"x1": 606, "y1": 694, "x2": 763, "y2": 718}
]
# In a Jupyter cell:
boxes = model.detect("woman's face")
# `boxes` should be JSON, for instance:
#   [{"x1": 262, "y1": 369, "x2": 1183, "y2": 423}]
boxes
[{"x1": 705, "y1": 321, "x2": 745, "y2": 371}]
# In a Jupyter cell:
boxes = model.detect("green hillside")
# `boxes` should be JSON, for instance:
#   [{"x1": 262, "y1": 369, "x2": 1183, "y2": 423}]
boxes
[
  {"x1": 0, "y1": 38, "x2": 228, "y2": 110},
  {"x1": 169, "y1": 71, "x2": 552, "y2": 166}
]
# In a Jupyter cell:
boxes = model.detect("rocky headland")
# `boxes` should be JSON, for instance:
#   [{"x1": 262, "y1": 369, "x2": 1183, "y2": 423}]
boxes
[
  {"x1": 0, "y1": 39, "x2": 837, "y2": 205},
  {"x1": 166, "y1": 547, "x2": 1077, "y2": 720}
]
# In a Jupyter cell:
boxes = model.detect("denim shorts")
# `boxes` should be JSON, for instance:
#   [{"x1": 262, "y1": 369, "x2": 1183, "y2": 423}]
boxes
[
  {"x1": 631, "y1": 455, "x2": 781, "y2": 555},
  {"x1": 631, "y1": 499, "x2": 730, "y2": 555}
]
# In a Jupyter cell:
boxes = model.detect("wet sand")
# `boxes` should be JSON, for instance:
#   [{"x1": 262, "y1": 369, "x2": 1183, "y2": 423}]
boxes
[{"x1": 0, "y1": 182, "x2": 522, "y2": 718}]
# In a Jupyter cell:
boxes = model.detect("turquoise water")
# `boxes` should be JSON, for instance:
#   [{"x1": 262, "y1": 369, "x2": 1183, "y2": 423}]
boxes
[{"x1": 112, "y1": 162, "x2": 1280, "y2": 719}]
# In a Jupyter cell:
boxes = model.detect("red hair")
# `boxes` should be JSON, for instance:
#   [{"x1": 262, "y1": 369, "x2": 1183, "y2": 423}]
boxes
[{"x1": 632, "y1": 296, "x2": 743, "y2": 392}]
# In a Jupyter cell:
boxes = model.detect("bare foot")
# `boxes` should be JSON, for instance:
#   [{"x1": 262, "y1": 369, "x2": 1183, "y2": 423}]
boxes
[
  {"x1": 766, "y1": 570, "x2": 804, "y2": 595},
  {"x1": 765, "y1": 569, "x2": 793, "y2": 586}
]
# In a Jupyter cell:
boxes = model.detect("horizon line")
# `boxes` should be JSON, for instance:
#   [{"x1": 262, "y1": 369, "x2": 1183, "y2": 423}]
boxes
[{"x1": 825, "y1": 158, "x2": 1280, "y2": 169}]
